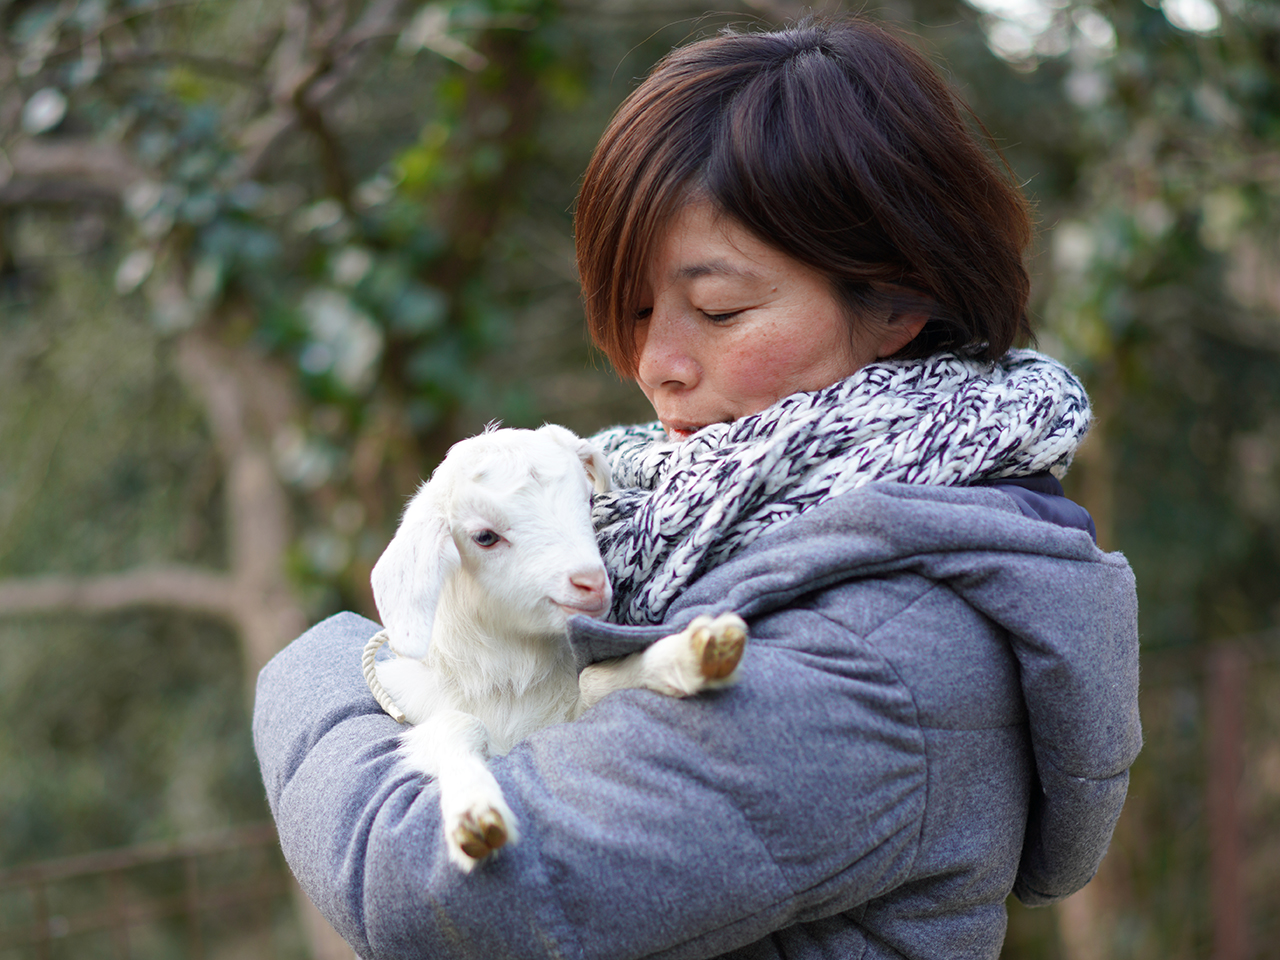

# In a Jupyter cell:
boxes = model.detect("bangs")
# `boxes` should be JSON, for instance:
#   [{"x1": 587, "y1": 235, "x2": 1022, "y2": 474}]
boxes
[{"x1": 574, "y1": 42, "x2": 742, "y2": 377}]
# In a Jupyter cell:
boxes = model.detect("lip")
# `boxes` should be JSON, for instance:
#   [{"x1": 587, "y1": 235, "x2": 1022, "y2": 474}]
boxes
[
  {"x1": 555, "y1": 599, "x2": 610, "y2": 618},
  {"x1": 663, "y1": 421, "x2": 711, "y2": 442}
]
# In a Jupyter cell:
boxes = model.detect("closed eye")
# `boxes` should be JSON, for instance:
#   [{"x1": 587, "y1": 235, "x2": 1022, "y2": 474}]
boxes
[{"x1": 701, "y1": 310, "x2": 740, "y2": 322}]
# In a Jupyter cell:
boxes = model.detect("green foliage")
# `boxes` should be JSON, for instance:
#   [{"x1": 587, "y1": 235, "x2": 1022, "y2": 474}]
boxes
[
  {"x1": 1032, "y1": 1, "x2": 1280, "y2": 646},
  {"x1": 911, "y1": 0, "x2": 1280, "y2": 648},
  {"x1": 0, "y1": 0, "x2": 709, "y2": 888},
  {"x1": 0, "y1": 610, "x2": 260, "y2": 865},
  {"x1": 5, "y1": 0, "x2": 621, "y2": 614},
  {"x1": 944, "y1": 1, "x2": 1280, "y2": 955},
  {"x1": 0, "y1": 240, "x2": 250, "y2": 872},
  {"x1": 0, "y1": 219, "x2": 225, "y2": 578}
]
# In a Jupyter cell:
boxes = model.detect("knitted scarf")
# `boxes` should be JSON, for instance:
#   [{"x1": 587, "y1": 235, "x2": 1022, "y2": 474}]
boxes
[{"x1": 590, "y1": 348, "x2": 1091, "y2": 626}]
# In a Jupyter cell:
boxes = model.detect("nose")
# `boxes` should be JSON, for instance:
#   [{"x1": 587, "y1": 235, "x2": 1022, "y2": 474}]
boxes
[
  {"x1": 635, "y1": 311, "x2": 699, "y2": 392},
  {"x1": 569, "y1": 567, "x2": 608, "y2": 602}
]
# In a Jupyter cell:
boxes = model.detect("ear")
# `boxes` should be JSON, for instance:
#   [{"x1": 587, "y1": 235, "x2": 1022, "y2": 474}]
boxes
[
  {"x1": 870, "y1": 283, "x2": 931, "y2": 358},
  {"x1": 538, "y1": 423, "x2": 613, "y2": 493},
  {"x1": 875, "y1": 312, "x2": 929, "y2": 358},
  {"x1": 370, "y1": 486, "x2": 460, "y2": 660},
  {"x1": 578, "y1": 440, "x2": 612, "y2": 493}
]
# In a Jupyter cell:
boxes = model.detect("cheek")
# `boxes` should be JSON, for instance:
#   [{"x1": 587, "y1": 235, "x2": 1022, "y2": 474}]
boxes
[
  {"x1": 717, "y1": 342, "x2": 788, "y2": 399},
  {"x1": 717, "y1": 325, "x2": 853, "y2": 406},
  {"x1": 637, "y1": 379, "x2": 659, "y2": 415}
]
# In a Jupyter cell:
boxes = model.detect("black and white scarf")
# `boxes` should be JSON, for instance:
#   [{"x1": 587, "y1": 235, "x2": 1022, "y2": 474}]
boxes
[{"x1": 590, "y1": 349, "x2": 1092, "y2": 625}]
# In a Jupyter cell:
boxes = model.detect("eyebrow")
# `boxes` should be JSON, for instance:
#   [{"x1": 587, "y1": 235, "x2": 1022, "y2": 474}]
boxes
[{"x1": 672, "y1": 259, "x2": 764, "y2": 282}]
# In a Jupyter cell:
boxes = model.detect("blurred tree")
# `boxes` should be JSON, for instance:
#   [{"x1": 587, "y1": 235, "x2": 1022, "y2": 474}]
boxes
[
  {"x1": 942, "y1": 0, "x2": 1280, "y2": 956},
  {"x1": 0, "y1": 0, "x2": 741, "y2": 954},
  {"x1": 940, "y1": 0, "x2": 1280, "y2": 642},
  {"x1": 0, "y1": 0, "x2": 583, "y2": 667},
  {"x1": 3, "y1": 0, "x2": 1279, "y2": 957}
]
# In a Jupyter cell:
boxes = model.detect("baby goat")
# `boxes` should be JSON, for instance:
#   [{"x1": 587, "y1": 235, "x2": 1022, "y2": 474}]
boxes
[{"x1": 365, "y1": 424, "x2": 747, "y2": 871}]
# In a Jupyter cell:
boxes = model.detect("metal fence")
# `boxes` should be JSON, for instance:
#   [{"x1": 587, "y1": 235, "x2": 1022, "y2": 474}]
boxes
[{"x1": 0, "y1": 822, "x2": 302, "y2": 960}]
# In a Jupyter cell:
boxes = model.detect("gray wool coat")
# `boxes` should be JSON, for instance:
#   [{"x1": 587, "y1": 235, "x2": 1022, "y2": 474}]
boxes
[{"x1": 253, "y1": 481, "x2": 1141, "y2": 960}]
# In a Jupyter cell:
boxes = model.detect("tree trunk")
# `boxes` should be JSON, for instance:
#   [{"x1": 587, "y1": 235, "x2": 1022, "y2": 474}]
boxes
[
  {"x1": 1055, "y1": 357, "x2": 1122, "y2": 958},
  {"x1": 1208, "y1": 643, "x2": 1247, "y2": 960}
]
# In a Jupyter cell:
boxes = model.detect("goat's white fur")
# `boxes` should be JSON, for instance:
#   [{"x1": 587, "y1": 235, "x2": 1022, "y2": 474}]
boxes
[{"x1": 369, "y1": 424, "x2": 746, "y2": 871}]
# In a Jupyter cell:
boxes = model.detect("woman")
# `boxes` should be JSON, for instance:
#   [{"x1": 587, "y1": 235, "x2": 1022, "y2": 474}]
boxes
[{"x1": 253, "y1": 17, "x2": 1140, "y2": 959}]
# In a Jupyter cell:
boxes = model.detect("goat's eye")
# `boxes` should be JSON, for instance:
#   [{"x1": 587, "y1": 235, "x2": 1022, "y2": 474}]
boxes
[{"x1": 472, "y1": 529, "x2": 502, "y2": 548}]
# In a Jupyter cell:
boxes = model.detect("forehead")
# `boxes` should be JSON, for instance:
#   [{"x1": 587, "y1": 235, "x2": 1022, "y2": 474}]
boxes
[
  {"x1": 444, "y1": 434, "x2": 584, "y2": 499},
  {"x1": 648, "y1": 200, "x2": 812, "y2": 286},
  {"x1": 645, "y1": 200, "x2": 835, "y2": 305}
]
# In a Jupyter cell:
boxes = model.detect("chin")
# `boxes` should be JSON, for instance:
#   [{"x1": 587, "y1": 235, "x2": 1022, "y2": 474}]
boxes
[{"x1": 554, "y1": 600, "x2": 609, "y2": 621}]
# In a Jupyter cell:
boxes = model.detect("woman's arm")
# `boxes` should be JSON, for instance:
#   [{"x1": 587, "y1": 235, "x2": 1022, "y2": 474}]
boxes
[{"x1": 252, "y1": 609, "x2": 930, "y2": 960}]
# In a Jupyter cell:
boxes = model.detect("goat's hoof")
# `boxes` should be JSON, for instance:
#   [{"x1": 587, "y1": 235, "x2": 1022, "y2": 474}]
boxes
[
  {"x1": 453, "y1": 807, "x2": 508, "y2": 862},
  {"x1": 691, "y1": 613, "x2": 747, "y2": 682}
]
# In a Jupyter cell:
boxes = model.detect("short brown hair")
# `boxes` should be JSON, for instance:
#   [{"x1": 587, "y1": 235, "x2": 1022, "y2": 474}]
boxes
[{"x1": 574, "y1": 17, "x2": 1033, "y2": 377}]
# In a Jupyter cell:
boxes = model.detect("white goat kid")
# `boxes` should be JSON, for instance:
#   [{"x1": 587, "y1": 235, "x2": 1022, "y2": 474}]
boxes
[{"x1": 366, "y1": 424, "x2": 746, "y2": 871}]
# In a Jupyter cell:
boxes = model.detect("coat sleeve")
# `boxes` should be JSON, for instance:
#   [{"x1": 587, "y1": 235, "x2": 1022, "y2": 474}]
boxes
[{"x1": 251, "y1": 609, "x2": 929, "y2": 960}]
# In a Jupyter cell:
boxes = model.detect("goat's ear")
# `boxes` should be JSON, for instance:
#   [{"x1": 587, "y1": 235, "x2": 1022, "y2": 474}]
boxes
[
  {"x1": 538, "y1": 423, "x2": 613, "y2": 493},
  {"x1": 370, "y1": 488, "x2": 460, "y2": 660},
  {"x1": 579, "y1": 442, "x2": 612, "y2": 493}
]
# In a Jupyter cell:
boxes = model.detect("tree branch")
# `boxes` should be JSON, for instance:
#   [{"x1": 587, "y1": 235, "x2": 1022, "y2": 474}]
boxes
[
  {"x1": 172, "y1": 330, "x2": 307, "y2": 676},
  {"x1": 235, "y1": 0, "x2": 408, "y2": 180},
  {"x1": 0, "y1": 567, "x2": 237, "y2": 619},
  {"x1": 100, "y1": 51, "x2": 265, "y2": 84},
  {"x1": 292, "y1": 77, "x2": 352, "y2": 204},
  {"x1": 0, "y1": 138, "x2": 147, "y2": 207},
  {"x1": 0, "y1": 331, "x2": 307, "y2": 682}
]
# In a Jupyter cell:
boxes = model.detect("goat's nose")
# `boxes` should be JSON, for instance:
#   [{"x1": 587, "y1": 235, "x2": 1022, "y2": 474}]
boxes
[{"x1": 569, "y1": 568, "x2": 608, "y2": 597}]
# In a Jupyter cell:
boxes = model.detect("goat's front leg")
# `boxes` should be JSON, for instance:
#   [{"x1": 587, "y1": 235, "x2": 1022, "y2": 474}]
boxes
[
  {"x1": 399, "y1": 709, "x2": 519, "y2": 871},
  {"x1": 577, "y1": 613, "x2": 747, "y2": 712}
]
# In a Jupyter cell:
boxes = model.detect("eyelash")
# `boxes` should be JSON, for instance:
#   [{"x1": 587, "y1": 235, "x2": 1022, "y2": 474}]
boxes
[{"x1": 633, "y1": 307, "x2": 739, "y2": 323}]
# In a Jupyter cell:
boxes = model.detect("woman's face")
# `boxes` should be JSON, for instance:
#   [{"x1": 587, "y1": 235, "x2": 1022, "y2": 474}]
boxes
[{"x1": 633, "y1": 200, "x2": 920, "y2": 441}]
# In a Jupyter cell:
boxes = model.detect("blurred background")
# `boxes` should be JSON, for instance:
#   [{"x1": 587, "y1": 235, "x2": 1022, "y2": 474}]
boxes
[{"x1": 0, "y1": 0, "x2": 1277, "y2": 956}]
